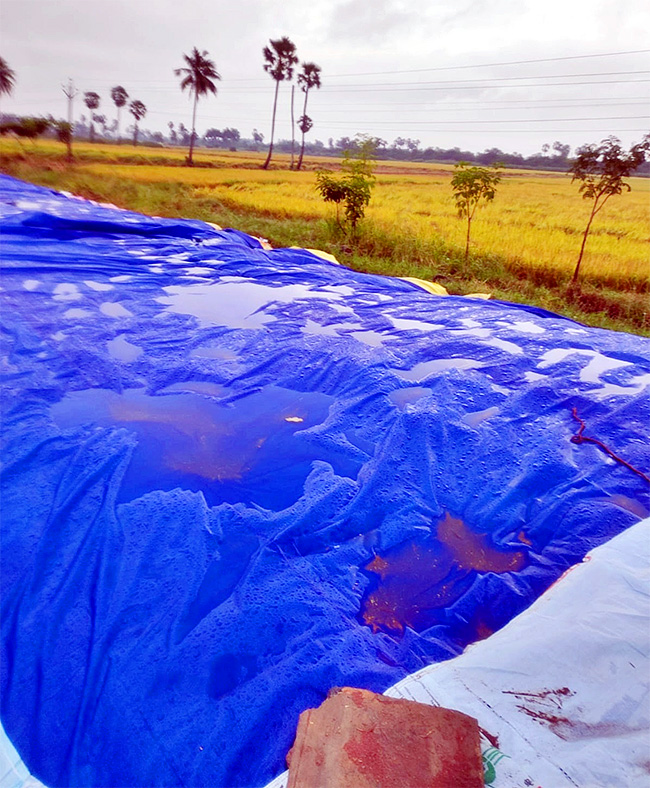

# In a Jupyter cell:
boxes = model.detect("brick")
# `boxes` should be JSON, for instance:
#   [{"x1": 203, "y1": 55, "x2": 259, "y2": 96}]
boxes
[{"x1": 286, "y1": 687, "x2": 484, "y2": 788}]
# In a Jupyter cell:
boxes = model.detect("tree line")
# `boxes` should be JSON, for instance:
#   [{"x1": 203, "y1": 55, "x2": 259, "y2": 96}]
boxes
[
  {"x1": 2, "y1": 51, "x2": 649, "y2": 180},
  {"x1": 1, "y1": 40, "x2": 322, "y2": 169}
]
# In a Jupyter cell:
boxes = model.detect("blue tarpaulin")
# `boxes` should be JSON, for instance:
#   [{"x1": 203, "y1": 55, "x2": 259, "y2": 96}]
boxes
[{"x1": 1, "y1": 174, "x2": 649, "y2": 787}]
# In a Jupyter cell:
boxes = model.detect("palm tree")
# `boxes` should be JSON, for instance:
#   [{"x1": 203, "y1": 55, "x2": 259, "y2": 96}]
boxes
[
  {"x1": 0, "y1": 57, "x2": 16, "y2": 97},
  {"x1": 129, "y1": 100, "x2": 146, "y2": 145},
  {"x1": 110, "y1": 86, "x2": 129, "y2": 143},
  {"x1": 262, "y1": 36, "x2": 298, "y2": 169},
  {"x1": 296, "y1": 62, "x2": 321, "y2": 170},
  {"x1": 174, "y1": 47, "x2": 220, "y2": 166},
  {"x1": 83, "y1": 91, "x2": 100, "y2": 141}
]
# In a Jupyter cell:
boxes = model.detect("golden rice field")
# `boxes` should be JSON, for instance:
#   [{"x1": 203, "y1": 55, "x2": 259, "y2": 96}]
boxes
[{"x1": 2, "y1": 138, "x2": 649, "y2": 290}]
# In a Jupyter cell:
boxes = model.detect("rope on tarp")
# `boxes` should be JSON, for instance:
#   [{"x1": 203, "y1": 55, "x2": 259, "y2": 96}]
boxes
[{"x1": 571, "y1": 407, "x2": 650, "y2": 484}]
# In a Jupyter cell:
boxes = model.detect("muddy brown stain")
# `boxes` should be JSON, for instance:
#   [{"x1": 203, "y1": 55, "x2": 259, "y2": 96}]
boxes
[{"x1": 361, "y1": 513, "x2": 527, "y2": 635}]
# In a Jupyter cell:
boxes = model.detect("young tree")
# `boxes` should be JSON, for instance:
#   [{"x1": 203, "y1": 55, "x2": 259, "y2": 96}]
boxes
[
  {"x1": 569, "y1": 134, "x2": 649, "y2": 287},
  {"x1": 110, "y1": 85, "x2": 129, "y2": 143},
  {"x1": 168, "y1": 121, "x2": 177, "y2": 144},
  {"x1": 174, "y1": 47, "x2": 220, "y2": 166},
  {"x1": 129, "y1": 99, "x2": 146, "y2": 145},
  {"x1": 83, "y1": 91, "x2": 100, "y2": 141},
  {"x1": 262, "y1": 36, "x2": 298, "y2": 169},
  {"x1": 296, "y1": 62, "x2": 321, "y2": 170},
  {"x1": 451, "y1": 162, "x2": 502, "y2": 262},
  {"x1": 55, "y1": 120, "x2": 73, "y2": 161},
  {"x1": 316, "y1": 134, "x2": 377, "y2": 232}
]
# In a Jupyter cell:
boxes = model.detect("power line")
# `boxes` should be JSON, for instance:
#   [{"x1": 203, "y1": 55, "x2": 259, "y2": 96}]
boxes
[
  {"x1": 321, "y1": 70, "x2": 650, "y2": 89},
  {"x1": 326, "y1": 49, "x2": 650, "y2": 78},
  {"x1": 318, "y1": 79, "x2": 650, "y2": 93},
  {"x1": 142, "y1": 108, "x2": 650, "y2": 129},
  {"x1": 54, "y1": 54, "x2": 650, "y2": 88},
  {"x1": 316, "y1": 97, "x2": 650, "y2": 107},
  {"x1": 60, "y1": 77, "x2": 648, "y2": 96},
  {"x1": 309, "y1": 103, "x2": 650, "y2": 114},
  {"x1": 316, "y1": 116, "x2": 650, "y2": 125},
  {"x1": 227, "y1": 69, "x2": 650, "y2": 88}
]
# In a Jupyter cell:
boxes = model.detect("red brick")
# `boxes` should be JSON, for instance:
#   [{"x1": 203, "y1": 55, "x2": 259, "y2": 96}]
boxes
[{"x1": 287, "y1": 687, "x2": 483, "y2": 788}]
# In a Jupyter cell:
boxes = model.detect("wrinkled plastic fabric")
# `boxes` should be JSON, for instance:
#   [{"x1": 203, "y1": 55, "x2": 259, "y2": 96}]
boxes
[{"x1": 1, "y1": 174, "x2": 649, "y2": 788}]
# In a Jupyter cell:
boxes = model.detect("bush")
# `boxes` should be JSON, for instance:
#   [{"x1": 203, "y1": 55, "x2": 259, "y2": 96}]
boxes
[{"x1": 315, "y1": 135, "x2": 376, "y2": 232}]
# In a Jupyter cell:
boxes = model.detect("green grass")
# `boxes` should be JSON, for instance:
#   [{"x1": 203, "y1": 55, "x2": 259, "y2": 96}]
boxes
[{"x1": 1, "y1": 143, "x2": 648, "y2": 336}]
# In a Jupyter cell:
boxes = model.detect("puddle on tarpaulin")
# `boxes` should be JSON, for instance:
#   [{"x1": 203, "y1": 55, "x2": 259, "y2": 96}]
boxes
[
  {"x1": 536, "y1": 349, "x2": 648, "y2": 398},
  {"x1": 589, "y1": 373, "x2": 650, "y2": 400},
  {"x1": 537, "y1": 348, "x2": 632, "y2": 382},
  {"x1": 393, "y1": 358, "x2": 485, "y2": 382},
  {"x1": 348, "y1": 330, "x2": 386, "y2": 348},
  {"x1": 301, "y1": 319, "x2": 345, "y2": 338},
  {"x1": 50, "y1": 385, "x2": 360, "y2": 510},
  {"x1": 156, "y1": 280, "x2": 348, "y2": 330},
  {"x1": 84, "y1": 280, "x2": 114, "y2": 292},
  {"x1": 359, "y1": 512, "x2": 526, "y2": 637},
  {"x1": 107, "y1": 334, "x2": 143, "y2": 362},
  {"x1": 387, "y1": 316, "x2": 445, "y2": 333},
  {"x1": 462, "y1": 406, "x2": 500, "y2": 427},
  {"x1": 388, "y1": 387, "x2": 432, "y2": 410},
  {"x1": 100, "y1": 301, "x2": 133, "y2": 319}
]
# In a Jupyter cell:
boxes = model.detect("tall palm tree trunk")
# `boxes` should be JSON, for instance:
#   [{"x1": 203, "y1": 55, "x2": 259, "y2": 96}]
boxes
[
  {"x1": 188, "y1": 90, "x2": 198, "y2": 166},
  {"x1": 117, "y1": 106, "x2": 121, "y2": 144},
  {"x1": 297, "y1": 89, "x2": 309, "y2": 171},
  {"x1": 263, "y1": 80, "x2": 280, "y2": 169}
]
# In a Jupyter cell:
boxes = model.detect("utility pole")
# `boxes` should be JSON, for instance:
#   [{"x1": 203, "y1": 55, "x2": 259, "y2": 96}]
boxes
[
  {"x1": 290, "y1": 84, "x2": 295, "y2": 170},
  {"x1": 61, "y1": 78, "x2": 78, "y2": 161},
  {"x1": 61, "y1": 78, "x2": 77, "y2": 128}
]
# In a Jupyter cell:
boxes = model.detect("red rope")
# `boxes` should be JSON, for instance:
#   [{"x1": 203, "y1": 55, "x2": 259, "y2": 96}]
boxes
[{"x1": 571, "y1": 407, "x2": 650, "y2": 484}]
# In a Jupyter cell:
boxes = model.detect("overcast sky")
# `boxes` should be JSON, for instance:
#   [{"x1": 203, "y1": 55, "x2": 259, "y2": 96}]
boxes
[{"x1": 2, "y1": 0, "x2": 649, "y2": 155}]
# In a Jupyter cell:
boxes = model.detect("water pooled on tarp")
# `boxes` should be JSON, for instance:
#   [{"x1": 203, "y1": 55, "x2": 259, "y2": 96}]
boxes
[
  {"x1": 360, "y1": 513, "x2": 526, "y2": 636},
  {"x1": 157, "y1": 279, "x2": 351, "y2": 330},
  {"x1": 388, "y1": 387, "x2": 432, "y2": 410},
  {"x1": 394, "y1": 358, "x2": 485, "y2": 382},
  {"x1": 49, "y1": 384, "x2": 357, "y2": 509},
  {"x1": 107, "y1": 334, "x2": 143, "y2": 362}
]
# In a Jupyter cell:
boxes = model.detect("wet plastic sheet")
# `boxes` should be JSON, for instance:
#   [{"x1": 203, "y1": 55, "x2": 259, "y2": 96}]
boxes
[
  {"x1": 1, "y1": 174, "x2": 649, "y2": 787},
  {"x1": 267, "y1": 518, "x2": 650, "y2": 788}
]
